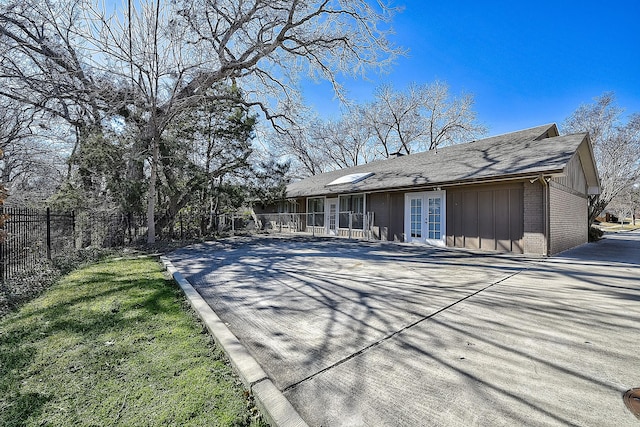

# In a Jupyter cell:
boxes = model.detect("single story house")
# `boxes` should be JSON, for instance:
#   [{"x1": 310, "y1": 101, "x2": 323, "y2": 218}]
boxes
[{"x1": 276, "y1": 124, "x2": 600, "y2": 255}]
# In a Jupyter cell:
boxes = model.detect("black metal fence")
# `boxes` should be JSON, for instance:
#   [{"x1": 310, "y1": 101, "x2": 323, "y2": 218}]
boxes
[
  {"x1": 0, "y1": 208, "x2": 258, "y2": 282},
  {"x1": 73, "y1": 211, "x2": 147, "y2": 248},
  {"x1": 0, "y1": 207, "x2": 75, "y2": 281},
  {"x1": 0, "y1": 208, "x2": 377, "y2": 282}
]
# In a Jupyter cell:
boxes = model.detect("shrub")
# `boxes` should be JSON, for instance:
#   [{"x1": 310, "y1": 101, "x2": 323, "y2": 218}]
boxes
[
  {"x1": 51, "y1": 247, "x2": 117, "y2": 275},
  {"x1": 0, "y1": 261, "x2": 60, "y2": 317},
  {"x1": 589, "y1": 225, "x2": 604, "y2": 242},
  {"x1": 0, "y1": 247, "x2": 119, "y2": 318}
]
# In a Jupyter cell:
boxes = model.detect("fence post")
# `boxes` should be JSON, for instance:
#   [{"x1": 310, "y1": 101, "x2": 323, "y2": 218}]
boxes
[
  {"x1": 46, "y1": 207, "x2": 52, "y2": 260},
  {"x1": 365, "y1": 212, "x2": 369, "y2": 241}
]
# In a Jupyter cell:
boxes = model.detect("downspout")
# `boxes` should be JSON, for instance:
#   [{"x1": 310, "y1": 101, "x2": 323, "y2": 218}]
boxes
[{"x1": 538, "y1": 174, "x2": 550, "y2": 256}]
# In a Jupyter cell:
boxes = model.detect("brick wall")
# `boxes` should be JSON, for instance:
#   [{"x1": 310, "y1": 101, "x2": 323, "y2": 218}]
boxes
[
  {"x1": 549, "y1": 183, "x2": 588, "y2": 255},
  {"x1": 523, "y1": 181, "x2": 546, "y2": 255}
]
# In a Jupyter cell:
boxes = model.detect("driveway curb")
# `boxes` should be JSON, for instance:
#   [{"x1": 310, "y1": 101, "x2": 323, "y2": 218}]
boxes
[{"x1": 160, "y1": 256, "x2": 308, "y2": 427}]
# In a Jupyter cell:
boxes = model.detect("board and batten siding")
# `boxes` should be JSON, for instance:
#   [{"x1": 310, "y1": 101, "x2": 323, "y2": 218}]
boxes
[
  {"x1": 446, "y1": 183, "x2": 524, "y2": 253},
  {"x1": 553, "y1": 152, "x2": 588, "y2": 194},
  {"x1": 368, "y1": 192, "x2": 405, "y2": 242},
  {"x1": 368, "y1": 193, "x2": 389, "y2": 241}
]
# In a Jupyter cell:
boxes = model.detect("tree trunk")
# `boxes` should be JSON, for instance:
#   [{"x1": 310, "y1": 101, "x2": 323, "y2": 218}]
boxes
[
  {"x1": 588, "y1": 196, "x2": 607, "y2": 227},
  {"x1": 147, "y1": 137, "x2": 158, "y2": 244}
]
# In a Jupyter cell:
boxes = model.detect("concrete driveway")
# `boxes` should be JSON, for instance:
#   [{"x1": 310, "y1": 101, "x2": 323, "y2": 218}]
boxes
[{"x1": 165, "y1": 232, "x2": 640, "y2": 426}]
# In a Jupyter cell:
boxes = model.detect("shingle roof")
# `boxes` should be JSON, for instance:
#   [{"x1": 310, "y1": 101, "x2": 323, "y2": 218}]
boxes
[{"x1": 286, "y1": 124, "x2": 592, "y2": 198}]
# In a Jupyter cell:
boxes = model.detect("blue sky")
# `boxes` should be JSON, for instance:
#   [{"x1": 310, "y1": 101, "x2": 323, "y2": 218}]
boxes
[{"x1": 302, "y1": 0, "x2": 640, "y2": 136}]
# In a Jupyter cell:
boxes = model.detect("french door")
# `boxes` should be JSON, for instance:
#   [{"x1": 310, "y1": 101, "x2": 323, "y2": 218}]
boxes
[{"x1": 404, "y1": 191, "x2": 446, "y2": 246}]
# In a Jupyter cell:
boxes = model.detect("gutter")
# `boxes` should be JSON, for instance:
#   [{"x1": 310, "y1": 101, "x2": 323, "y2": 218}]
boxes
[
  {"x1": 537, "y1": 174, "x2": 551, "y2": 256},
  {"x1": 288, "y1": 170, "x2": 566, "y2": 199}
]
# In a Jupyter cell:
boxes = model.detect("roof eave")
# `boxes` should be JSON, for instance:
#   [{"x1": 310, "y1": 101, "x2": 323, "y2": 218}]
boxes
[
  {"x1": 576, "y1": 134, "x2": 601, "y2": 190},
  {"x1": 285, "y1": 169, "x2": 567, "y2": 198}
]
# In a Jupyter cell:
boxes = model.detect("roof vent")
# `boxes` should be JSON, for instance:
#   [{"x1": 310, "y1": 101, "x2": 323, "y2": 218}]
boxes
[
  {"x1": 389, "y1": 151, "x2": 405, "y2": 158},
  {"x1": 327, "y1": 172, "x2": 374, "y2": 186}
]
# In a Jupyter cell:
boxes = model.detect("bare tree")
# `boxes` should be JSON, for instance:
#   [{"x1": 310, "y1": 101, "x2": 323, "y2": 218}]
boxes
[
  {"x1": 606, "y1": 182, "x2": 640, "y2": 227},
  {"x1": 0, "y1": 100, "x2": 34, "y2": 184},
  {"x1": 0, "y1": 0, "x2": 121, "y2": 218},
  {"x1": 365, "y1": 81, "x2": 487, "y2": 156},
  {"x1": 311, "y1": 115, "x2": 373, "y2": 169},
  {"x1": 1, "y1": 0, "x2": 401, "y2": 242},
  {"x1": 339, "y1": 108, "x2": 376, "y2": 164},
  {"x1": 270, "y1": 110, "x2": 374, "y2": 178},
  {"x1": 630, "y1": 184, "x2": 640, "y2": 226},
  {"x1": 365, "y1": 83, "x2": 424, "y2": 156},
  {"x1": 0, "y1": 97, "x2": 66, "y2": 206},
  {"x1": 563, "y1": 93, "x2": 640, "y2": 224},
  {"x1": 272, "y1": 80, "x2": 486, "y2": 176},
  {"x1": 271, "y1": 121, "x2": 328, "y2": 178}
]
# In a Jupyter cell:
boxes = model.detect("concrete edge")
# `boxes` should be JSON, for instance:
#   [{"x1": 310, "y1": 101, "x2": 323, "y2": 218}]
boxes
[{"x1": 159, "y1": 256, "x2": 308, "y2": 427}]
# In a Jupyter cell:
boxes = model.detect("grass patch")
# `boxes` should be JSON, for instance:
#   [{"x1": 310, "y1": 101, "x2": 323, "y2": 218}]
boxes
[
  {"x1": 596, "y1": 221, "x2": 640, "y2": 232},
  {"x1": 0, "y1": 247, "x2": 117, "y2": 319},
  {"x1": 0, "y1": 257, "x2": 266, "y2": 426}
]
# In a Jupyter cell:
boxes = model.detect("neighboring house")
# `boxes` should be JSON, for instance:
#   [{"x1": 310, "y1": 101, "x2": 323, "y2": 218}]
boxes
[
  {"x1": 595, "y1": 213, "x2": 619, "y2": 223},
  {"x1": 275, "y1": 124, "x2": 600, "y2": 255}
]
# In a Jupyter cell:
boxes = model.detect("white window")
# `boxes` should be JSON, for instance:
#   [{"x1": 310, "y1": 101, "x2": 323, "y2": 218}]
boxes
[
  {"x1": 307, "y1": 197, "x2": 325, "y2": 227},
  {"x1": 278, "y1": 200, "x2": 298, "y2": 213},
  {"x1": 427, "y1": 196, "x2": 442, "y2": 240},
  {"x1": 411, "y1": 198, "x2": 422, "y2": 238},
  {"x1": 338, "y1": 194, "x2": 365, "y2": 229}
]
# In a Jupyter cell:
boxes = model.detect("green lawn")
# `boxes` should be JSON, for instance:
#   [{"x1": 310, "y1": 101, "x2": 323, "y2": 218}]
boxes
[
  {"x1": 0, "y1": 257, "x2": 266, "y2": 426},
  {"x1": 597, "y1": 220, "x2": 640, "y2": 232}
]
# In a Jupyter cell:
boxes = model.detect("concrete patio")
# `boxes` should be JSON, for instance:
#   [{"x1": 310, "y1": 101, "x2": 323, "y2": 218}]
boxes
[{"x1": 165, "y1": 232, "x2": 640, "y2": 426}]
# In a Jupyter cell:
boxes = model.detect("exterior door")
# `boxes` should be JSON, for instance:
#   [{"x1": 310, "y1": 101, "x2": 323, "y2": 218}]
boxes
[
  {"x1": 404, "y1": 191, "x2": 446, "y2": 246},
  {"x1": 425, "y1": 194, "x2": 444, "y2": 246},
  {"x1": 407, "y1": 194, "x2": 423, "y2": 243},
  {"x1": 326, "y1": 198, "x2": 338, "y2": 235}
]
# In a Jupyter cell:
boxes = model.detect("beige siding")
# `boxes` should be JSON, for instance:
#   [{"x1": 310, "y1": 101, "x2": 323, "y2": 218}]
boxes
[
  {"x1": 549, "y1": 153, "x2": 589, "y2": 255},
  {"x1": 553, "y1": 153, "x2": 588, "y2": 194},
  {"x1": 523, "y1": 181, "x2": 546, "y2": 255},
  {"x1": 337, "y1": 229, "x2": 366, "y2": 238},
  {"x1": 549, "y1": 182, "x2": 588, "y2": 255}
]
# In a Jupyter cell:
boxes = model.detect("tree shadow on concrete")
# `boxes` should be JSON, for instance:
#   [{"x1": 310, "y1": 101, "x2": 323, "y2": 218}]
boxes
[{"x1": 166, "y1": 233, "x2": 640, "y2": 426}]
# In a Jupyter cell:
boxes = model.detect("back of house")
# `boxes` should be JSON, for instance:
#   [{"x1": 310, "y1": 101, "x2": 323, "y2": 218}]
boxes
[{"x1": 265, "y1": 124, "x2": 600, "y2": 256}]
